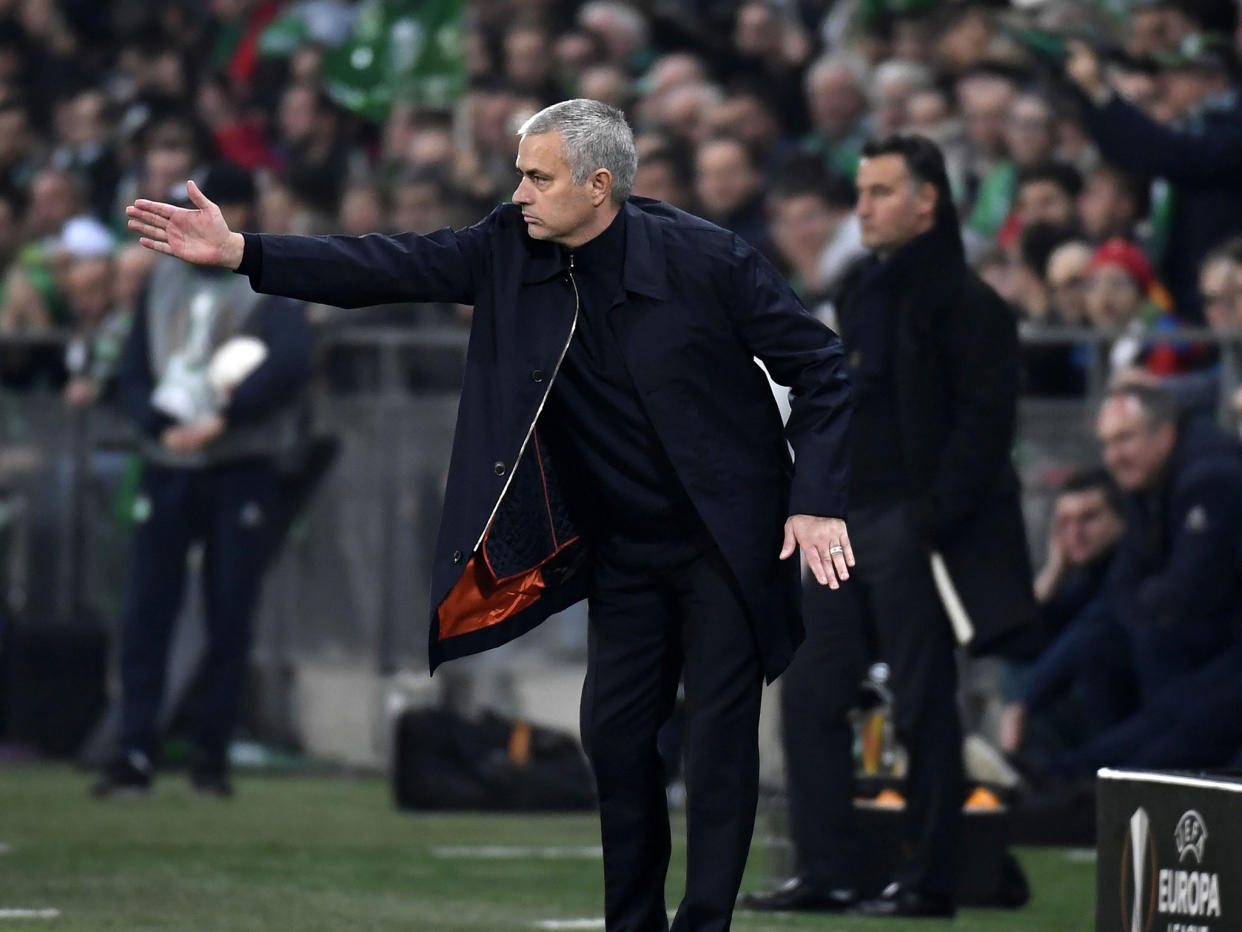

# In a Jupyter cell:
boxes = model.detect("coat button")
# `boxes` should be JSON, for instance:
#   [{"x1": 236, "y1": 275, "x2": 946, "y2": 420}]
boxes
[
  {"x1": 451, "y1": 550, "x2": 463, "y2": 565},
  {"x1": 494, "y1": 461, "x2": 506, "y2": 476},
  {"x1": 531, "y1": 369, "x2": 545, "y2": 383}
]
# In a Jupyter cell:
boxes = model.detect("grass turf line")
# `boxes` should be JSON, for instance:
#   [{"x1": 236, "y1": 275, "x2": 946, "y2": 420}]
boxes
[{"x1": 0, "y1": 765, "x2": 1095, "y2": 931}]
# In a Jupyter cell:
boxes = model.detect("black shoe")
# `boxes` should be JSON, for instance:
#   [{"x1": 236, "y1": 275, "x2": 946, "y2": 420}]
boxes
[
  {"x1": 738, "y1": 875, "x2": 857, "y2": 912},
  {"x1": 91, "y1": 750, "x2": 154, "y2": 798},
  {"x1": 189, "y1": 766, "x2": 234, "y2": 798},
  {"x1": 853, "y1": 881, "x2": 955, "y2": 918}
]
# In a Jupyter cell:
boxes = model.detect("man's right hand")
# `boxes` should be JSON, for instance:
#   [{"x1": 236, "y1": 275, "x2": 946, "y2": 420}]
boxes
[
  {"x1": 126, "y1": 180, "x2": 246, "y2": 270},
  {"x1": 1065, "y1": 40, "x2": 1110, "y2": 106}
]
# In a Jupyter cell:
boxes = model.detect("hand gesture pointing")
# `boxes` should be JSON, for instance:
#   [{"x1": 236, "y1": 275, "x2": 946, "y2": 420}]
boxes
[{"x1": 126, "y1": 180, "x2": 246, "y2": 270}]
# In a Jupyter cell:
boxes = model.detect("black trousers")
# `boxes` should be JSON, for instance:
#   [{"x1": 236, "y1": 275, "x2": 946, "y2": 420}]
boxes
[
  {"x1": 581, "y1": 541, "x2": 764, "y2": 932},
  {"x1": 780, "y1": 499, "x2": 963, "y2": 900},
  {"x1": 119, "y1": 459, "x2": 277, "y2": 767}
]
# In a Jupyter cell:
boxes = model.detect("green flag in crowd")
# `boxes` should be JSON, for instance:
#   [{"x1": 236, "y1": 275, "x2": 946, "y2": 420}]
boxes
[{"x1": 320, "y1": 0, "x2": 465, "y2": 123}]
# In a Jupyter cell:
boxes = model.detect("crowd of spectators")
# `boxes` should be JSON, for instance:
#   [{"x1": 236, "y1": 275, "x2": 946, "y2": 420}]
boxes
[{"x1": 0, "y1": 0, "x2": 1239, "y2": 406}]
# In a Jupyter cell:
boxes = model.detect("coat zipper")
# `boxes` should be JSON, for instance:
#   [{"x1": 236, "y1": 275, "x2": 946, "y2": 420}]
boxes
[{"x1": 472, "y1": 253, "x2": 580, "y2": 553}]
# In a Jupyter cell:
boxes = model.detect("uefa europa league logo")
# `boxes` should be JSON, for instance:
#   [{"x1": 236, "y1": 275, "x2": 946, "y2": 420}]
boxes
[{"x1": 1121, "y1": 807, "x2": 1157, "y2": 932}]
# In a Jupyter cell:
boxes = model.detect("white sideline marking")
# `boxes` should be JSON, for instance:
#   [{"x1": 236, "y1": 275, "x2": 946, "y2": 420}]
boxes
[
  {"x1": 533, "y1": 922, "x2": 606, "y2": 930},
  {"x1": 1065, "y1": 848, "x2": 1097, "y2": 863},
  {"x1": 0, "y1": 909, "x2": 60, "y2": 920},
  {"x1": 432, "y1": 845, "x2": 602, "y2": 859}
]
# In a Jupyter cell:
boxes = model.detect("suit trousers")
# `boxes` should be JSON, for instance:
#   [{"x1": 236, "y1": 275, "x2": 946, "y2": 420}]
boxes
[
  {"x1": 780, "y1": 499, "x2": 963, "y2": 900},
  {"x1": 580, "y1": 540, "x2": 764, "y2": 932},
  {"x1": 119, "y1": 459, "x2": 277, "y2": 767}
]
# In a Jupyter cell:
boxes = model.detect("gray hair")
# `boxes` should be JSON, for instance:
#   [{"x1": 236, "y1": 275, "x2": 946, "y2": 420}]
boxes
[{"x1": 518, "y1": 99, "x2": 637, "y2": 204}]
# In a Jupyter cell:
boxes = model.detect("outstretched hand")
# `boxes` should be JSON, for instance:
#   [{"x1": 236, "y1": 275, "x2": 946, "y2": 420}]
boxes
[
  {"x1": 126, "y1": 180, "x2": 246, "y2": 270},
  {"x1": 780, "y1": 514, "x2": 854, "y2": 589}
]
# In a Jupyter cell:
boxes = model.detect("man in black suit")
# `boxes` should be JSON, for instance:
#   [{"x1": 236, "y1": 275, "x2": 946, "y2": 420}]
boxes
[
  {"x1": 126, "y1": 100, "x2": 853, "y2": 932},
  {"x1": 742, "y1": 135, "x2": 1035, "y2": 918}
]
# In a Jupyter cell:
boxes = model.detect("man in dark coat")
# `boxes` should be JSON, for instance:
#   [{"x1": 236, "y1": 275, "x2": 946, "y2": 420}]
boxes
[
  {"x1": 93, "y1": 162, "x2": 312, "y2": 798},
  {"x1": 743, "y1": 134, "x2": 1035, "y2": 919},
  {"x1": 1064, "y1": 35, "x2": 1242, "y2": 321},
  {"x1": 1039, "y1": 386, "x2": 1242, "y2": 778},
  {"x1": 125, "y1": 99, "x2": 854, "y2": 932}
]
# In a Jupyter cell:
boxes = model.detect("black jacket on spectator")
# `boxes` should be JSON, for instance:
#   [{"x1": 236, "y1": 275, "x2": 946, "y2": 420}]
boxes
[
  {"x1": 236, "y1": 198, "x2": 852, "y2": 680},
  {"x1": 1077, "y1": 89, "x2": 1242, "y2": 321},
  {"x1": 835, "y1": 216, "x2": 1036, "y2": 655},
  {"x1": 1105, "y1": 416, "x2": 1242, "y2": 679}
]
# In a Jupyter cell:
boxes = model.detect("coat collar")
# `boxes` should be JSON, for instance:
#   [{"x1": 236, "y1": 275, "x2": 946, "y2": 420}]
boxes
[{"x1": 518, "y1": 200, "x2": 667, "y2": 301}]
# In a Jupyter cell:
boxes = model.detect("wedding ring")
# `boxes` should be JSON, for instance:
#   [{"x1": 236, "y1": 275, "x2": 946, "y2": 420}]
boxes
[{"x1": 828, "y1": 545, "x2": 844, "y2": 554}]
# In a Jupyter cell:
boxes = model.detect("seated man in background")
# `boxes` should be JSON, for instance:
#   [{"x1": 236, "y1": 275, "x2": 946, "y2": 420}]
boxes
[
  {"x1": 1038, "y1": 386, "x2": 1242, "y2": 779},
  {"x1": 1000, "y1": 469, "x2": 1127, "y2": 760}
]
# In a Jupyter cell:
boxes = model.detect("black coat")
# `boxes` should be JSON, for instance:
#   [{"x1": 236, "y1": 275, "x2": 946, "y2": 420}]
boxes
[
  {"x1": 1106, "y1": 418, "x2": 1242, "y2": 660},
  {"x1": 239, "y1": 198, "x2": 852, "y2": 681},
  {"x1": 836, "y1": 220, "x2": 1037, "y2": 654}
]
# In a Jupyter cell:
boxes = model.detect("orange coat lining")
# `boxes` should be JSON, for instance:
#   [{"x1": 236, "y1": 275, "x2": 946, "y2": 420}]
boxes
[{"x1": 437, "y1": 534, "x2": 581, "y2": 642}]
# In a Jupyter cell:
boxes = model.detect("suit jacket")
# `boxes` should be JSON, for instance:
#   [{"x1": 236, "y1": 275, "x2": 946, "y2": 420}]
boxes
[
  {"x1": 239, "y1": 198, "x2": 852, "y2": 681},
  {"x1": 836, "y1": 219, "x2": 1037, "y2": 655}
]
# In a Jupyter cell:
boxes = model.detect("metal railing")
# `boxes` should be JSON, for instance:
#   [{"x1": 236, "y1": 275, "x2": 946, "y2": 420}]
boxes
[{"x1": 1, "y1": 324, "x2": 1237, "y2": 714}]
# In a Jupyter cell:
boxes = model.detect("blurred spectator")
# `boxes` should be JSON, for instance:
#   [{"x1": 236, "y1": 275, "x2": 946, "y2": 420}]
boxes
[
  {"x1": 1036, "y1": 387, "x2": 1242, "y2": 779},
  {"x1": 1077, "y1": 163, "x2": 1151, "y2": 245},
  {"x1": 93, "y1": 161, "x2": 312, "y2": 799},
  {"x1": 1065, "y1": 34, "x2": 1242, "y2": 320},
  {"x1": 49, "y1": 89, "x2": 119, "y2": 221},
  {"x1": 1014, "y1": 162, "x2": 1083, "y2": 234},
  {"x1": 578, "y1": 63, "x2": 631, "y2": 111},
  {"x1": 578, "y1": 1, "x2": 653, "y2": 75},
  {"x1": 967, "y1": 92, "x2": 1060, "y2": 245},
  {"x1": 0, "y1": 95, "x2": 42, "y2": 192},
  {"x1": 62, "y1": 248, "x2": 127, "y2": 410},
  {"x1": 956, "y1": 67, "x2": 1017, "y2": 224},
  {"x1": 1046, "y1": 240, "x2": 1094, "y2": 326},
  {"x1": 1113, "y1": 241, "x2": 1242, "y2": 413},
  {"x1": 871, "y1": 59, "x2": 933, "y2": 138},
  {"x1": 765, "y1": 159, "x2": 857, "y2": 314},
  {"x1": 728, "y1": 0, "x2": 811, "y2": 134},
  {"x1": 802, "y1": 52, "x2": 870, "y2": 178},
  {"x1": 504, "y1": 21, "x2": 560, "y2": 103},
  {"x1": 275, "y1": 81, "x2": 351, "y2": 218},
  {"x1": 632, "y1": 145, "x2": 693, "y2": 209},
  {"x1": 694, "y1": 135, "x2": 767, "y2": 247},
  {"x1": 337, "y1": 179, "x2": 389, "y2": 236},
  {"x1": 195, "y1": 72, "x2": 275, "y2": 171},
  {"x1": 1086, "y1": 238, "x2": 1197, "y2": 379},
  {"x1": 1000, "y1": 469, "x2": 1128, "y2": 760}
]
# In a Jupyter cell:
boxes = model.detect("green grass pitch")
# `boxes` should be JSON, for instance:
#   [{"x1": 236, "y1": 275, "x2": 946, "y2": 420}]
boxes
[{"x1": 0, "y1": 765, "x2": 1095, "y2": 930}]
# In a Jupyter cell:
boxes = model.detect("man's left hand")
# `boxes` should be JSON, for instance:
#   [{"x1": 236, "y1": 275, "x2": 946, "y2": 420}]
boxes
[
  {"x1": 780, "y1": 515, "x2": 854, "y2": 589},
  {"x1": 162, "y1": 415, "x2": 226, "y2": 453}
]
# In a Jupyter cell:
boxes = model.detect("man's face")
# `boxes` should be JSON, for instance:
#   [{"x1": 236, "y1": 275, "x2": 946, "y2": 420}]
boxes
[
  {"x1": 1096, "y1": 395, "x2": 1176, "y2": 491},
  {"x1": 633, "y1": 160, "x2": 686, "y2": 207},
  {"x1": 513, "y1": 131, "x2": 600, "y2": 247},
  {"x1": 1200, "y1": 258, "x2": 1241, "y2": 330},
  {"x1": 1017, "y1": 180, "x2": 1075, "y2": 227},
  {"x1": 1047, "y1": 244, "x2": 1092, "y2": 324},
  {"x1": 807, "y1": 66, "x2": 865, "y2": 137},
  {"x1": 771, "y1": 193, "x2": 836, "y2": 271},
  {"x1": 1078, "y1": 173, "x2": 1126, "y2": 240},
  {"x1": 1005, "y1": 97, "x2": 1054, "y2": 167},
  {"x1": 1085, "y1": 263, "x2": 1144, "y2": 328},
  {"x1": 855, "y1": 153, "x2": 934, "y2": 255},
  {"x1": 694, "y1": 139, "x2": 759, "y2": 218},
  {"x1": 1053, "y1": 488, "x2": 1124, "y2": 567}
]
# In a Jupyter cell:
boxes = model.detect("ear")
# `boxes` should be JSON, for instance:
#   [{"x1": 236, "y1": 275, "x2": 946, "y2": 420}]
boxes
[{"x1": 589, "y1": 168, "x2": 613, "y2": 207}]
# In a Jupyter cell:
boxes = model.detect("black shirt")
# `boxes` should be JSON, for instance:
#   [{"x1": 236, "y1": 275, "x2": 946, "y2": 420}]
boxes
[
  {"x1": 538, "y1": 209, "x2": 706, "y2": 565},
  {"x1": 839, "y1": 255, "x2": 912, "y2": 508}
]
